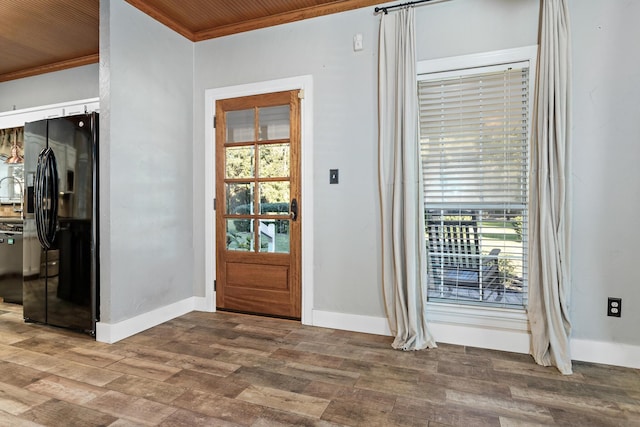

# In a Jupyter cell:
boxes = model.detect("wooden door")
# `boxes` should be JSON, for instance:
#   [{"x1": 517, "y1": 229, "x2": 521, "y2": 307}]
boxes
[{"x1": 216, "y1": 90, "x2": 301, "y2": 319}]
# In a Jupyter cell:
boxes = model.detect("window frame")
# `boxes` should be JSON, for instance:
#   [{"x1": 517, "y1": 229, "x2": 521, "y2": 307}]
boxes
[{"x1": 419, "y1": 46, "x2": 537, "y2": 331}]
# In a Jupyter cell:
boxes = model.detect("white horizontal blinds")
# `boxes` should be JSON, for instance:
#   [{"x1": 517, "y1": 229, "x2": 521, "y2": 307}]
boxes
[
  {"x1": 419, "y1": 64, "x2": 530, "y2": 308},
  {"x1": 419, "y1": 67, "x2": 529, "y2": 207}
]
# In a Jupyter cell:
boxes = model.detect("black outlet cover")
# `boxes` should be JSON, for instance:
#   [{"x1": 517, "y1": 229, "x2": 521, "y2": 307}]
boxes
[{"x1": 607, "y1": 297, "x2": 622, "y2": 317}]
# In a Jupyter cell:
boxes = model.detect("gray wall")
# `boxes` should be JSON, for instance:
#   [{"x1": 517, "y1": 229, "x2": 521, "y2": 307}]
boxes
[
  {"x1": 414, "y1": 0, "x2": 539, "y2": 60},
  {"x1": 192, "y1": 0, "x2": 540, "y2": 317},
  {"x1": 3, "y1": 0, "x2": 638, "y2": 350},
  {"x1": 100, "y1": 0, "x2": 194, "y2": 323},
  {"x1": 0, "y1": 64, "x2": 99, "y2": 113},
  {"x1": 193, "y1": 5, "x2": 382, "y2": 315},
  {"x1": 570, "y1": 0, "x2": 640, "y2": 345},
  {"x1": 194, "y1": 0, "x2": 640, "y2": 349}
]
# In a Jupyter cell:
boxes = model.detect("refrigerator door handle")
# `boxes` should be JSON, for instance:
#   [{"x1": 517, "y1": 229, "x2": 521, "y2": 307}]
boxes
[
  {"x1": 44, "y1": 148, "x2": 59, "y2": 248},
  {"x1": 35, "y1": 147, "x2": 59, "y2": 249},
  {"x1": 35, "y1": 148, "x2": 48, "y2": 248}
]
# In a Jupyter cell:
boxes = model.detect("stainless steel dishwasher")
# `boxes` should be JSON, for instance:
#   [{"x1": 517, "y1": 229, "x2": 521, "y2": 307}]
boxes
[{"x1": 0, "y1": 220, "x2": 23, "y2": 304}]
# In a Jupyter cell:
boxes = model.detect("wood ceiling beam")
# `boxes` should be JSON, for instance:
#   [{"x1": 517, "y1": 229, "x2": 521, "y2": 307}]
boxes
[
  {"x1": 0, "y1": 54, "x2": 99, "y2": 84},
  {"x1": 125, "y1": 0, "x2": 381, "y2": 42},
  {"x1": 194, "y1": 0, "x2": 381, "y2": 41}
]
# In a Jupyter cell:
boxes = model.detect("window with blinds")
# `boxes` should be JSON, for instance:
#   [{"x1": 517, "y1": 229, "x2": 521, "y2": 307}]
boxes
[{"x1": 418, "y1": 62, "x2": 530, "y2": 309}]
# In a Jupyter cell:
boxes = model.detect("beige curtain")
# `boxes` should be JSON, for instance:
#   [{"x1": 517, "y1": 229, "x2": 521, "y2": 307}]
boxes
[
  {"x1": 378, "y1": 7, "x2": 436, "y2": 351},
  {"x1": 528, "y1": 0, "x2": 573, "y2": 374},
  {"x1": 0, "y1": 127, "x2": 24, "y2": 161}
]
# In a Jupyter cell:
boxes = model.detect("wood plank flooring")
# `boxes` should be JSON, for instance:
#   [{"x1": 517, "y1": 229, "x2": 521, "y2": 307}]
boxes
[{"x1": 0, "y1": 302, "x2": 638, "y2": 426}]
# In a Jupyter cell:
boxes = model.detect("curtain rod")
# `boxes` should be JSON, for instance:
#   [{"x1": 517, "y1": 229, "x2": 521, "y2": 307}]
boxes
[{"x1": 374, "y1": 0, "x2": 436, "y2": 14}]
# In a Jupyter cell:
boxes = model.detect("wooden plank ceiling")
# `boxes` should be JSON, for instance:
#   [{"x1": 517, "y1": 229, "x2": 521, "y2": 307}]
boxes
[
  {"x1": 0, "y1": 0, "x2": 381, "y2": 83},
  {"x1": 0, "y1": 0, "x2": 99, "y2": 83}
]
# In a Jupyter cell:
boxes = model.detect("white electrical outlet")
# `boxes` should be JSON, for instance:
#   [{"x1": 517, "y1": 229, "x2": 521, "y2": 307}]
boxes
[{"x1": 353, "y1": 33, "x2": 363, "y2": 51}]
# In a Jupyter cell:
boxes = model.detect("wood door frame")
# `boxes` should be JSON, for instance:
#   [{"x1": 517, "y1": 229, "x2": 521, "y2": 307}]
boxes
[{"x1": 204, "y1": 76, "x2": 314, "y2": 325}]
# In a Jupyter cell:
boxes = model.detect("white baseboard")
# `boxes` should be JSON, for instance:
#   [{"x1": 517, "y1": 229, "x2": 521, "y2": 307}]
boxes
[
  {"x1": 426, "y1": 302, "x2": 532, "y2": 354},
  {"x1": 311, "y1": 309, "x2": 392, "y2": 336},
  {"x1": 311, "y1": 307, "x2": 531, "y2": 354},
  {"x1": 312, "y1": 309, "x2": 640, "y2": 369},
  {"x1": 96, "y1": 302, "x2": 640, "y2": 369},
  {"x1": 95, "y1": 297, "x2": 197, "y2": 344},
  {"x1": 571, "y1": 338, "x2": 640, "y2": 369},
  {"x1": 427, "y1": 322, "x2": 531, "y2": 354}
]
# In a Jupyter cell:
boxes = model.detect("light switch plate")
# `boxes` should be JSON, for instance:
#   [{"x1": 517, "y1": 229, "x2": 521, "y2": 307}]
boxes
[{"x1": 330, "y1": 169, "x2": 339, "y2": 184}]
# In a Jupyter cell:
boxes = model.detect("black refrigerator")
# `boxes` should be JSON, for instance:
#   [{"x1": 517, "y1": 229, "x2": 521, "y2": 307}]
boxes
[{"x1": 22, "y1": 113, "x2": 99, "y2": 335}]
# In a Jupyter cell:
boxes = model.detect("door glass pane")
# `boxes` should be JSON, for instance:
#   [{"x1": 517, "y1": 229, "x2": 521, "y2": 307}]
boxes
[
  {"x1": 258, "y1": 106, "x2": 289, "y2": 141},
  {"x1": 226, "y1": 109, "x2": 254, "y2": 143},
  {"x1": 227, "y1": 219, "x2": 254, "y2": 251},
  {"x1": 226, "y1": 146, "x2": 254, "y2": 179},
  {"x1": 259, "y1": 182, "x2": 290, "y2": 215},
  {"x1": 259, "y1": 220, "x2": 289, "y2": 253},
  {"x1": 226, "y1": 182, "x2": 254, "y2": 215},
  {"x1": 258, "y1": 144, "x2": 290, "y2": 178}
]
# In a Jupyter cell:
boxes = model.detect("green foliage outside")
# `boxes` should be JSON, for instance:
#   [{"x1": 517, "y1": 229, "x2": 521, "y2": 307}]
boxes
[{"x1": 226, "y1": 144, "x2": 290, "y2": 210}]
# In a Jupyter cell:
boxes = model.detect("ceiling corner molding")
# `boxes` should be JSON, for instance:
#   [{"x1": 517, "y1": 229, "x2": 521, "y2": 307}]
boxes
[
  {"x1": 125, "y1": 0, "x2": 197, "y2": 41},
  {"x1": 194, "y1": 0, "x2": 381, "y2": 41},
  {"x1": 0, "y1": 54, "x2": 99, "y2": 84}
]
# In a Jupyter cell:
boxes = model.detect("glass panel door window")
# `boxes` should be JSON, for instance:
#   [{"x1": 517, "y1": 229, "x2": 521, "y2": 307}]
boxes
[{"x1": 223, "y1": 107, "x2": 292, "y2": 254}]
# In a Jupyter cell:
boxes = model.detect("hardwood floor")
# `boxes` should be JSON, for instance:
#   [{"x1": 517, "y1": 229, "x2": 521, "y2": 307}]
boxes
[{"x1": 0, "y1": 302, "x2": 638, "y2": 426}]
